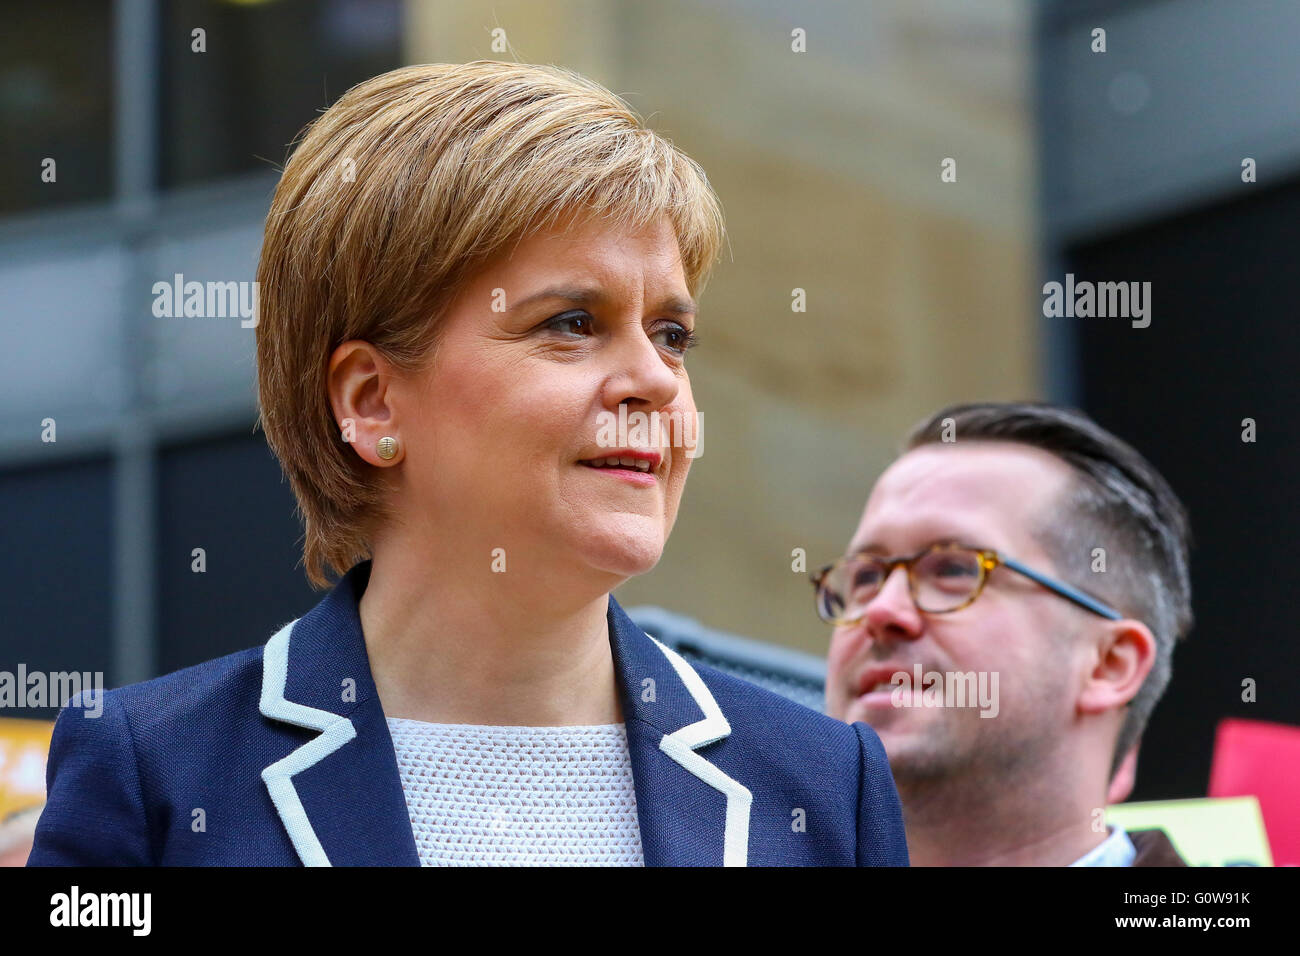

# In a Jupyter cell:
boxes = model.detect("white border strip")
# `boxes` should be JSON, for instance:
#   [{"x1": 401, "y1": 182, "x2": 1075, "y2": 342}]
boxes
[
  {"x1": 650, "y1": 637, "x2": 753, "y2": 866},
  {"x1": 258, "y1": 619, "x2": 357, "y2": 867}
]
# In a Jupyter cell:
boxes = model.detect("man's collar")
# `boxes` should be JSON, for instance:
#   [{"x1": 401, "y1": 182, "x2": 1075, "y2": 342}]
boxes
[{"x1": 1070, "y1": 824, "x2": 1138, "y2": 867}]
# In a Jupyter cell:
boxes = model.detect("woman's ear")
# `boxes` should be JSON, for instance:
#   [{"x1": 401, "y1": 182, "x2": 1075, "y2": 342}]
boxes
[{"x1": 328, "y1": 340, "x2": 402, "y2": 466}]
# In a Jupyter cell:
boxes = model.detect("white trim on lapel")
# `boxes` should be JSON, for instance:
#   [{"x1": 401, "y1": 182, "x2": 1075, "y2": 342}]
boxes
[
  {"x1": 648, "y1": 637, "x2": 753, "y2": 866},
  {"x1": 258, "y1": 619, "x2": 358, "y2": 867}
]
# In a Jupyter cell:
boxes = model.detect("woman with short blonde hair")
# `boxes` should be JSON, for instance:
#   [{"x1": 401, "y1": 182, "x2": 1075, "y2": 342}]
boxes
[
  {"x1": 257, "y1": 61, "x2": 726, "y2": 589},
  {"x1": 31, "y1": 61, "x2": 908, "y2": 867}
]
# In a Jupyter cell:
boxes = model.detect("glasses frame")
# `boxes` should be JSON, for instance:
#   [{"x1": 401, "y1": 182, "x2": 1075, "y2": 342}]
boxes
[{"x1": 810, "y1": 541, "x2": 1124, "y2": 626}]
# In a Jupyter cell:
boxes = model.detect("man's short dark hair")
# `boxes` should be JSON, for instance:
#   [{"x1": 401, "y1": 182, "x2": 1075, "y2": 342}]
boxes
[{"x1": 903, "y1": 402, "x2": 1193, "y2": 781}]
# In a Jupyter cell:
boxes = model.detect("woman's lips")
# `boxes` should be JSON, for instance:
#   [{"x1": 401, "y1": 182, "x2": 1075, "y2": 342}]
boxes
[
  {"x1": 579, "y1": 460, "x2": 658, "y2": 486},
  {"x1": 577, "y1": 448, "x2": 664, "y2": 487}
]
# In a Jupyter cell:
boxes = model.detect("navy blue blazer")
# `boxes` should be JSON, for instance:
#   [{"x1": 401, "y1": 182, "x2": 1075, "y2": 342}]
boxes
[{"x1": 30, "y1": 561, "x2": 908, "y2": 866}]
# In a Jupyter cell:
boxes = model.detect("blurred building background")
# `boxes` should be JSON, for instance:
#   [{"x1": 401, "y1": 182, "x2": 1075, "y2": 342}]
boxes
[{"x1": 1, "y1": 0, "x2": 1297, "y2": 805}]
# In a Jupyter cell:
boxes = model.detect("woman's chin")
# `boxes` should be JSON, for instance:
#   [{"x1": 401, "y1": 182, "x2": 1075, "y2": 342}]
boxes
[{"x1": 578, "y1": 526, "x2": 667, "y2": 581}]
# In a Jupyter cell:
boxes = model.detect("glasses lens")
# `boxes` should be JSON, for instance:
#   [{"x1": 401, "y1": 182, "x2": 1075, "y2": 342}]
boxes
[
  {"x1": 816, "y1": 556, "x2": 885, "y2": 623},
  {"x1": 912, "y1": 547, "x2": 983, "y2": 612}
]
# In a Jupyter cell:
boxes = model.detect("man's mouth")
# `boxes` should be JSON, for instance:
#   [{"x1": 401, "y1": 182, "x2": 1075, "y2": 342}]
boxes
[{"x1": 856, "y1": 663, "x2": 923, "y2": 697}]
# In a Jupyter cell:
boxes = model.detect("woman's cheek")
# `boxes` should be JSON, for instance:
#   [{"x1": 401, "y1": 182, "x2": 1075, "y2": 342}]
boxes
[{"x1": 665, "y1": 451, "x2": 692, "y2": 519}]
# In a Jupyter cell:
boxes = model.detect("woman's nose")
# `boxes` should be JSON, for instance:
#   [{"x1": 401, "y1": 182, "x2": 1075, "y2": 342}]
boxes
[{"x1": 603, "y1": 327, "x2": 680, "y2": 412}]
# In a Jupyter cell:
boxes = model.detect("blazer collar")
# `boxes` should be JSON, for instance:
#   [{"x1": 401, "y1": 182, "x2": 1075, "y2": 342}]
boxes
[
  {"x1": 259, "y1": 561, "x2": 751, "y2": 866},
  {"x1": 606, "y1": 597, "x2": 752, "y2": 865},
  {"x1": 258, "y1": 561, "x2": 419, "y2": 866}
]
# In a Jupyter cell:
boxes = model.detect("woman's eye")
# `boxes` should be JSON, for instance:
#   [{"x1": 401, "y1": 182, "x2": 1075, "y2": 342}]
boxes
[
  {"x1": 651, "y1": 324, "x2": 699, "y2": 354},
  {"x1": 545, "y1": 311, "x2": 594, "y2": 336}
]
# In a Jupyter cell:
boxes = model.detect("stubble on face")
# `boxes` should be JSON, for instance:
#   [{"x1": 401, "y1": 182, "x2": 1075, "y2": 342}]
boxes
[
  {"x1": 834, "y1": 443, "x2": 1085, "y2": 795},
  {"x1": 883, "y1": 652, "x2": 1075, "y2": 791}
]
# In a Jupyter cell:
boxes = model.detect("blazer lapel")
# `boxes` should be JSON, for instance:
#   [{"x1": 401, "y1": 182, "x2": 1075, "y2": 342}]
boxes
[
  {"x1": 608, "y1": 597, "x2": 753, "y2": 866},
  {"x1": 257, "y1": 561, "x2": 751, "y2": 867},
  {"x1": 259, "y1": 562, "x2": 419, "y2": 867}
]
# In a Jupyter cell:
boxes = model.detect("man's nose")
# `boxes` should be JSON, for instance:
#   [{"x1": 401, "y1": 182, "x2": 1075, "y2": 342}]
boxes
[{"x1": 863, "y1": 565, "x2": 924, "y2": 643}]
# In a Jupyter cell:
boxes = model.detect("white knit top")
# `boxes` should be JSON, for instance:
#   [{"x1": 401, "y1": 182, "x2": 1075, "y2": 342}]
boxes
[{"x1": 386, "y1": 717, "x2": 645, "y2": 866}]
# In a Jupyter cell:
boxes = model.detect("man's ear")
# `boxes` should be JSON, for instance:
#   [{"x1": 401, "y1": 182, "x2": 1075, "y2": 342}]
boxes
[{"x1": 1077, "y1": 619, "x2": 1156, "y2": 716}]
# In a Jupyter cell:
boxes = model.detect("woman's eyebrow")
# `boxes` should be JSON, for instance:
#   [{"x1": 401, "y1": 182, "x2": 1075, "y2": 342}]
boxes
[
  {"x1": 656, "y1": 294, "x2": 698, "y2": 317},
  {"x1": 508, "y1": 285, "x2": 697, "y2": 316}
]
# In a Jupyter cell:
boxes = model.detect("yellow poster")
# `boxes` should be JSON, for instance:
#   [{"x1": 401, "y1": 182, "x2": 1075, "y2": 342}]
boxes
[
  {"x1": 0, "y1": 718, "x2": 53, "y2": 819},
  {"x1": 1107, "y1": 796, "x2": 1273, "y2": 867}
]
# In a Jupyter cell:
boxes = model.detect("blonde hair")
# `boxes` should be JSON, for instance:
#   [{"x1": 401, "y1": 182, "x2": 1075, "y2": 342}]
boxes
[{"x1": 256, "y1": 61, "x2": 726, "y2": 588}]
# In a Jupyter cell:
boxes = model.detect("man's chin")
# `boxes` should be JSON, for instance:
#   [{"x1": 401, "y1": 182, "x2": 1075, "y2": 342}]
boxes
[
  {"x1": 852, "y1": 709, "x2": 946, "y2": 763},
  {"x1": 843, "y1": 693, "x2": 933, "y2": 730},
  {"x1": 872, "y1": 733, "x2": 961, "y2": 785}
]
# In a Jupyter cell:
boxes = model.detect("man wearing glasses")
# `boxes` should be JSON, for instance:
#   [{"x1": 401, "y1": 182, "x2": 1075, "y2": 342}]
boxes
[{"x1": 816, "y1": 402, "x2": 1192, "y2": 866}]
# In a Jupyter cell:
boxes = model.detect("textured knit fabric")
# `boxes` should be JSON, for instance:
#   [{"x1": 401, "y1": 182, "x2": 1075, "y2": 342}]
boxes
[{"x1": 386, "y1": 718, "x2": 644, "y2": 866}]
